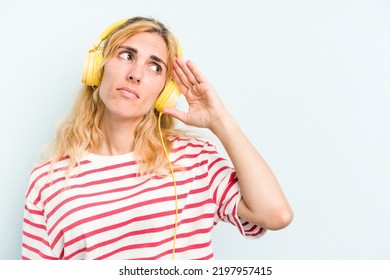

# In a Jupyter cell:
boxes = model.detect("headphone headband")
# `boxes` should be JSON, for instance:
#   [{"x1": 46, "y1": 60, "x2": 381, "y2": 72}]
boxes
[
  {"x1": 94, "y1": 18, "x2": 128, "y2": 49},
  {"x1": 82, "y1": 18, "x2": 128, "y2": 86}
]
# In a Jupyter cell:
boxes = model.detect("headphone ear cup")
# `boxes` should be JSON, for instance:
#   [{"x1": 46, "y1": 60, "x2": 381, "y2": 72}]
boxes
[
  {"x1": 154, "y1": 80, "x2": 181, "y2": 112},
  {"x1": 154, "y1": 39, "x2": 183, "y2": 112},
  {"x1": 82, "y1": 51, "x2": 95, "y2": 86},
  {"x1": 91, "y1": 52, "x2": 103, "y2": 86},
  {"x1": 82, "y1": 51, "x2": 92, "y2": 85},
  {"x1": 82, "y1": 51, "x2": 102, "y2": 86}
]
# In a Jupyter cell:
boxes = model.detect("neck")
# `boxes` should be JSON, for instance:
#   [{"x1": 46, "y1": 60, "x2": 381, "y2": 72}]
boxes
[{"x1": 95, "y1": 113, "x2": 143, "y2": 156}]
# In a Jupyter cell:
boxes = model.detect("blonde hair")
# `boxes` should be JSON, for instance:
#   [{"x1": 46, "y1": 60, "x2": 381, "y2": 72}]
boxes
[{"x1": 44, "y1": 17, "x2": 186, "y2": 177}]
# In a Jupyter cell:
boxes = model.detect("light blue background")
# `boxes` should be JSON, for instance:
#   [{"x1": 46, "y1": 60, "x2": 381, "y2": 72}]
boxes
[{"x1": 1, "y1": 0, "x2": 389, "y2": 259}]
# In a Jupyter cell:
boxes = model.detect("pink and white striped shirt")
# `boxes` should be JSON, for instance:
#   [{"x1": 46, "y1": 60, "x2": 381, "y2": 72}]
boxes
[{"x1": 22, "y1": 137, "x2": 265, "y2": 260}]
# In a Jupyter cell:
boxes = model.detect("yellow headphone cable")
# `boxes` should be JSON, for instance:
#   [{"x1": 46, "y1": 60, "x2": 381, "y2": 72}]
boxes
[{"x1": 158, "y1": 112, "x2": 179, "y2": 260}]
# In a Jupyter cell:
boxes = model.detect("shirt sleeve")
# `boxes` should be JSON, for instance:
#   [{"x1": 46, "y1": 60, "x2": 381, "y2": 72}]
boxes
[
  {"x1": 205, "y1": 141, "x2": 266, "y2": 239},
  {"x1": 21, "y1": 198, "x2": 59, "y2": 260}
]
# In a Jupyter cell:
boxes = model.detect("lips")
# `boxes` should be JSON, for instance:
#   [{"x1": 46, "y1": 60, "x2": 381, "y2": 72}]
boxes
[{"x1": 117, "y1": 87, "x2": 140, "y2": 99}]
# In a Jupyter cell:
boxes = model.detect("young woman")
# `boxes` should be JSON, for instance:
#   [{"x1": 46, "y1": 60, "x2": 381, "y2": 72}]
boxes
[{"x1": 22, "y1": 16, "x2": 293, "y2": 260}]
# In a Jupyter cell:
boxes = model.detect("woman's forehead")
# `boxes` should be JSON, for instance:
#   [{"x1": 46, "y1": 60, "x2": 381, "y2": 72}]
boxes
[{"x1": 120, "y1": 32, "x2": 168, "y2": 61}]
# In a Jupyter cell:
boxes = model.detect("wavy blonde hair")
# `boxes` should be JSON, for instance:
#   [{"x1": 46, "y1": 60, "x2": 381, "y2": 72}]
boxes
[{"x1": 44, "y1": 17, "x2": 186, "y2": 177}]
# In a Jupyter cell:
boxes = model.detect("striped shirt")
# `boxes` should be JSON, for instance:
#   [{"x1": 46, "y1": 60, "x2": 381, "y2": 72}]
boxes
[{"x1": 22, "y1": 137, "x2": 265, "y2": 260}]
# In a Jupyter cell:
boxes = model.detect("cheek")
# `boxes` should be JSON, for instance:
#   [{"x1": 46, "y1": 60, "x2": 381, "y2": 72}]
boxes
[
  {"x1": 145, "y1": 78, "x2": 166, "y2": 103},
  {"x1": 156, "y1": 83, "x2": 166, "y2": 100},
  {"x1": 98, "y1": 61, "x2": 124, "y2": 101},
  {"x1": 98, "y1": 78, "x2": 110, "y2": 105},
  {"x1": 98, "y1": 66, "x2": 113, "y2": 94},
  {"x1": 155, "y1": 78, "x2": 168, "y2": 97}
]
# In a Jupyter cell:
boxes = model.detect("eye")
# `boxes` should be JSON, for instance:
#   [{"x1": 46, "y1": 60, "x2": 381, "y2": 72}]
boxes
[
  {"x1": 150, "y1": 64, "x2": 162, "y2": 74},
  {"x1": 118, "y1": 51, "x2": 133, "y2": 61}
]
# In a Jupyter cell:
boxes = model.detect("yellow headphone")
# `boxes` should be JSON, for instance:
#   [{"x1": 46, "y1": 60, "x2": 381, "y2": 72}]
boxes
[{"x1": 81, "y1": 18, "x2": 183, "y2": 112}]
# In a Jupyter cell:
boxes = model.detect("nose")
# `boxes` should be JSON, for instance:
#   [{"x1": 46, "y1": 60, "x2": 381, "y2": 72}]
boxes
[
  {"x1": 129, "y1": 75, "x2": 141, "y2": 84},
  {"x1": 128, "y1": 64, "x2": 142, "y2": 84}
]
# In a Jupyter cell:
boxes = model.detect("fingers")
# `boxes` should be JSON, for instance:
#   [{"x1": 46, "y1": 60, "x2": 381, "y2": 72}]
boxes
[
  {"x1": 173, "y1": 59, "x2": 194, "y2": 90},
  {"x1": 173, "y1": 58, "x2": 206, "y2": 89},
  {"x1": 185, "y1": 59, "x2": 207, "y2": 84},
  {"x1": 162, "y1": 107, "x2": 189, "y2": 125},
  {"x1": 172, "y1": 68, "x2": 190, "y2": 95}
]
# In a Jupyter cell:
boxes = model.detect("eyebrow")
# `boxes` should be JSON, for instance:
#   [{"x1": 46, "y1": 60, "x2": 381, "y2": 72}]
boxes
[{"x1": 118, "y1": 46, "x2": 168, "y2": 70}]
